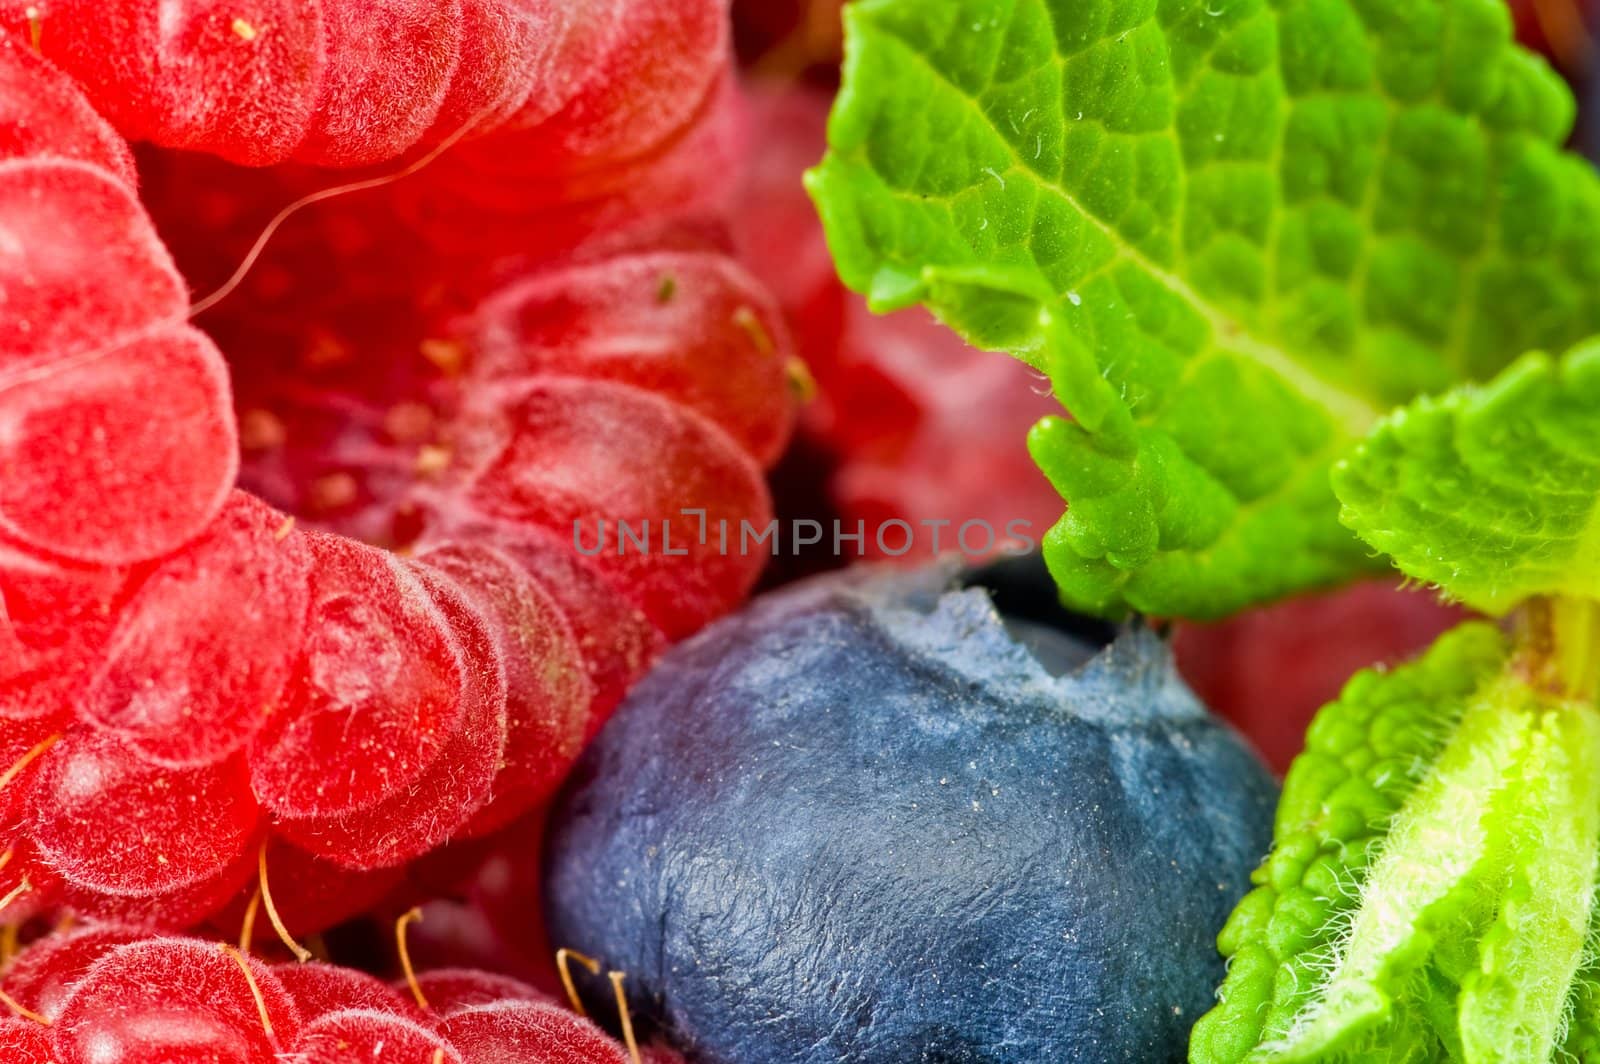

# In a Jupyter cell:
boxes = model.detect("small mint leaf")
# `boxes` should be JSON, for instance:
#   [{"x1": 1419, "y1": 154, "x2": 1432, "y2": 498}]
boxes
[
  {"x1": 1192, "y1": 622, "x2": 1600, "y2": 1064},
  {"x1": 1334, "y1": 341, "x2": 1600, "y2": 614},
  {"x1": 1188, "y1": 622, "x2": 1507, "y2": 1062}
]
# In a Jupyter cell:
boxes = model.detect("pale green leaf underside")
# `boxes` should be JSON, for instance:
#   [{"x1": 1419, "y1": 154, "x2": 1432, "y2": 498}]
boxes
[
  {"x1": 1335, "y1": 341, "x2": 1600, "y2": 614},
  {"x1": 808, "y1": 0, "x2": 1600, "y2": 619},
  {"x1": 1188, "y1": 622, "x2": 1507, "y2": 1062},
  {"x1": 1191, "y1": 623, "x2": 1600, "y2": 1063},
  {"x1": 1268, "y1": 676, "x2": 1600, "y2": 1064}
]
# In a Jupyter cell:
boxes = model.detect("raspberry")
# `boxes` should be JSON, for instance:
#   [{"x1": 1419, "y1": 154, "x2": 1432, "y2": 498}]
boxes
[
  {"x1": 426, "y1": 0, "x2": 566, "y2": 137},
  {"x1": 0, "y1": 326, "x2": 239, "y2": 567},
  {"x1": 296, "y1": 0, "x2": 464, "y2": 167},
  {"x1": 0, "y1": 922, "x2": 147, "y2": 1021},
  {"x1": 0, "y1": 159, "x2": 181, "y2": 372},
  {"x1": 729, "y1": 88, "x2": 843, "y2": 360},
  {"x1": 0, "y1": 843, "x2": 59, "y2": 927},
  {"x1": 2, "y1": 0, "x2": 796, "y2": 939},
  {"x1": 497, "y1": 0, "x2": 616, "y2": 132},
  {"x1": 464, "y1": 0, "x2": 727, "y2": 171},
  {"x1": 397, "y1": 810, "x2": 563, "y2": 993},
  {"x1": 0, "y1": 925, "x2": 675, "y2": 1062},
  {"x1": 438, "y1": 1002, "x2": 633, "y2": 1064},
  {"x1": 53, "y1": 940, "x2": 300, "y2": 1063},
  {"x1": 2, "y1": 232, "x2": 792, "y2": 920},
  {"x1": 246, "y1": 533, "x2": 471, "y2": 822},
  {"x1": 53, "y1": 850, "x2": 258, "y2": 930},
  {"x1": 447, "y1": 525, "x2": 665, "y2": 733},
  {"x1": 0, "y1": 1019, "x2": 52, "y2": 1061},
  {"x1": 0, "y1": 38, "x2": 134, "y2": 183},
  {"x1": 411, "y1": 968, "x2": 556, "y2": 1014},
  {"x1": 820, "y1": 302, "x2": 1063, "y2": 554},
  {"x1": 0, "y1": 548, "x2": 128, "y2": 723},
  {"x1": 82, "y1": 492, "x2": 310, "y2": 768},
  {"x1": 0, "y1": 155, "x2": 236, "y2": 567},
  {"x1": 211, "y1": 839, "x2": 404, "y2": 951},
  {"x1": 30, "y1": 735, "x2": 259, "y2": 898},
  {"x1": 297, "y1": 1009, "x2": 462, "y2": 1063},
  {"x1": 451, "y1": 377, "x2": 770, "y2": 638},
  {"x1": 0, "y1": 0, "x2": 325, "y2": 165},
  {"x1": 271, "y1": 560, "x2": 507, "y2": 869},
  {"x1": 9, "y1": 0, "x2": 725, "y2": 172},
  {"x1": 464, "y1": 248, "x2": 799, "y2": 466},
  {"x1": 1172, "y1": 581, "x2": 1467, "y2": 772},
  {"x1": 272, "y1": 963, "x2": 414, "y2": 1018},
  {"x1": 415, "y1": 543, "x2": 590, "y2": 834},
  {"x1": 395, "y1": 69, "x2": 748, "y2": 261},
  {"x1": 0, "y1": 721, "x2": 60, "y2": 839}
]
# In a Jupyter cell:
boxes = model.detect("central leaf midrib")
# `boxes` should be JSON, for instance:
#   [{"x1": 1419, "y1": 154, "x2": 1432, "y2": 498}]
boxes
[{"x1": 875, "y1": 17, "x2": 1383, "y2": 437}]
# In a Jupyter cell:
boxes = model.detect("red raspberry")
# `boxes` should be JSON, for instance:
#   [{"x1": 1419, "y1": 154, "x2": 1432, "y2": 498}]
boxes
[
  {"x1": 0, "y1": 1, "x2": 796, "y2": 937},
  {"x1": 0, "y1": 923, "x2": 678, "y2": 1062}
]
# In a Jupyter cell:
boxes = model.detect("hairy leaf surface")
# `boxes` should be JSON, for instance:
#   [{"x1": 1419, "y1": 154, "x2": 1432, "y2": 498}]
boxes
[
  {"x1": 1335, "y1": 342, "x2": 1600, "y2": 614},
  {"x1": 1188, "y1": 623, "x2": 1507, "y2": 1061},
  {"x1": 1191, "y1": 620, "x2": 1600, "y2": 1064}
]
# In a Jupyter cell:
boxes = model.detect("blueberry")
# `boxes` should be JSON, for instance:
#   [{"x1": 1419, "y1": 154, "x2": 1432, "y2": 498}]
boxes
[{"x1": 544, "y1": 560, "x2": 1276, "y2": 1063}]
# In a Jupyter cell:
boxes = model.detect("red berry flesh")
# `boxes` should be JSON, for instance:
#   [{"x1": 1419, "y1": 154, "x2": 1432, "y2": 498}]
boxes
[
  {"x1": 416, "y1": 543, "x2": 590, "y2": 835},
  {"x1": 247, "y1": 533, "x2": 469, "y2": 821},
  {"x1": 273, "y1": 560, "x2": 506, "y2": 869},
  {"x1": 0, "y1": 0, "x2": 796, "y2": 932},
  {"x1": 296, "y1": 0, "x2": 463, "y2": 167},
  {"x1": 426, "y1": 0, "x2": 565, "y2": 137},
  {"x1": 0, "y1": 548, "x2": 128, "y2": 720},
  {"x1": 31, "y1": 736, "x2": 259, "y2": 898},
  {"x1": 0, "y1": 0, "x2": 324, "y2": 165},
  {"x1": 0, "y1": 326, "x2": 238, "y2": 567},
  {"x1": 2, "y1": 928, "x2": 658, "y2": 1062},
  {"x1": 212, "y1": 837, "x2": 404, "y2": 948},
  {"x1": 435, "y1": 523, "x2": 665, "y2": 737},
  {"x1": 438, "y1": 1001, "x2": 631, "y2": 1064},
  {"x1": 0, "y1": 159, "x2": 181, "y2": 373},
  {"x1": 408, "y1": 968, "x2": 552, "y2": 1015},
  {"x1": 518, "y1": 0, "x2": 724, "y2": 165},
  {"x1": 0, "y1": 1018, "x2": 53, "y2": 1061},
  {"x1": 1173, "y1": 581, "x2": 1467, "y2": 772},
  {"x1": 454, "y1": 377, "x2": 770, "y2": 638},
  {"x1": 54, "y1": 846, "x2": 258, "y2": 929},
  {"x1": 464, "y1": 248, "x2": 797, "y2": 466},
  {"x1": 54, "y1": 940, "x2": 300, "y2": 1064},
  {"x1": 0, "y1": 38, "x2": 135, "y2": 183},
  {"x1": 0, "y1": 922, "x2": 148, "y2": 1022},
  {"x1": 0, "y1": 717, "x2": 62, "y2": 836},
  {"x1": 296, "y1": 1008, "x2": 463, "y2": 1064},
  {"x1": 83, "y1": 492, "x2": 311, "y2": 769},
  {"x1": 272, "y1": 963, "x2": 417, "y2": 1021}
]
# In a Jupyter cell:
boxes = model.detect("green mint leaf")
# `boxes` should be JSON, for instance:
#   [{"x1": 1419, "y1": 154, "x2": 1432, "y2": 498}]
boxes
[
  {"x1": 1334, "y1": 341, "x2": 1600, "y2": 615},
  {"x1": 1560, "y1": 962, "x2": 1600, "y2": 1060},
  {"x1": 807, "y1": 0, "x2": 1600, "y2": 619},
  {"x1": 1458, "y1": 700, "x2": 1600, "y2": 1062},
  {"x1": 1188, "y1": 622, "x2": 1506, "y2": 1062},
  {"x1": 1271, "y1": 675, "x2": 1596, "y2": 1062},
  {"x1": 1191, "y1": 621, "x2": 1600, "y2": 1064}
]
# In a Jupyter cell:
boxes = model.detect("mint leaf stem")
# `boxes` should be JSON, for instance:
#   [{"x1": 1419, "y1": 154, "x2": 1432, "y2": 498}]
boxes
[{"x1": 1513, "y1": 597, "x2": 1600, "y2": 703}]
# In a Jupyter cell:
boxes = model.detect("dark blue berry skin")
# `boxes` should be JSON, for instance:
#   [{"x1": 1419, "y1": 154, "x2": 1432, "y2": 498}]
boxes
[{"x1": 544, "y1": 562, "x2": 1275, "y2": 1064}]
